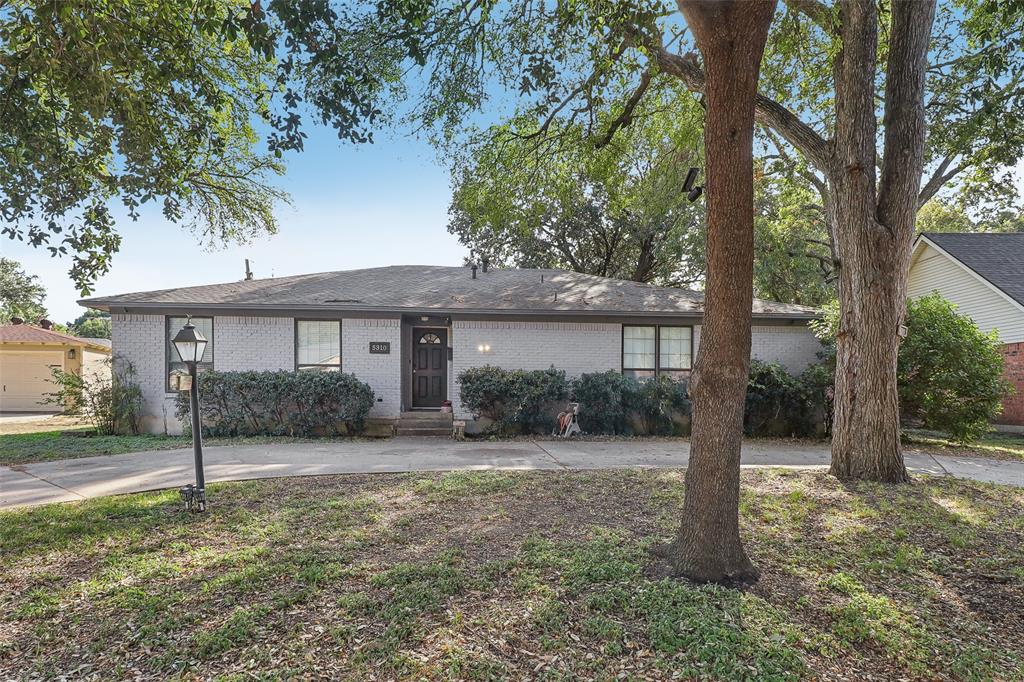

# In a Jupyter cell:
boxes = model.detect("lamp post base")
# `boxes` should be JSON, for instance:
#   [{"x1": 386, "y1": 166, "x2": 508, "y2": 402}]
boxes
[{"x1": 179, "y1": 484, "x2": 207, "y2": 513}]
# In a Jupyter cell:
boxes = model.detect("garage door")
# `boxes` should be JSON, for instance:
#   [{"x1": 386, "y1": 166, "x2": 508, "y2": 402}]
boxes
[{"x1": 0, "y1": 351, "x2": 64, "y2": 412}]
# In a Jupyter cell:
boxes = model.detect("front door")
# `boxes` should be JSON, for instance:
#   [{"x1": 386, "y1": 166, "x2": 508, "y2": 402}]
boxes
[{"x1": 412, "y1": 328, "x2": 447, "y2": 408}]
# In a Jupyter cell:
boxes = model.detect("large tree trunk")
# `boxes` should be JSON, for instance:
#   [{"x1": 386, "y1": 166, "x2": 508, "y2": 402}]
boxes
[
  {"x1": 828, "y1": 0, "x2": 936, "y2": 482},
  {"x1": 661, "y1": 0, "x2": 776, "y2": 584}
]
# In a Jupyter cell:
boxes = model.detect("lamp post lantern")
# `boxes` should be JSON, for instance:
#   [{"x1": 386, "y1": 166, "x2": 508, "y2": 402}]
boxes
[{"x1": 172, "y1": 317, "x2": 209, "y2": 512}]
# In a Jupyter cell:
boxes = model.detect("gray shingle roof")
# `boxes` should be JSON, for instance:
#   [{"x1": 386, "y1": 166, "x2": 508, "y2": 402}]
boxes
[
  {"x1": 80, "y1": 265, "x2": 817, "y2": 318},
  {"x1": 923, "y1": 233, "x2": 1024, "y2": 307}
]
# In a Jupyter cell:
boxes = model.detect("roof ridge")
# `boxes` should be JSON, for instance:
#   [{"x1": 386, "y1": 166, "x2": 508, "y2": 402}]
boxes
[{"x1": 0, "y1": 323, "x2": 112, "y2": 350}]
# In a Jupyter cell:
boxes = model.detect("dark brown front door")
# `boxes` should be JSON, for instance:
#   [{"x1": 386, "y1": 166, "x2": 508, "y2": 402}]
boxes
[{"x1": 412, "y1": 328, "x2": 447, "y2": 408}]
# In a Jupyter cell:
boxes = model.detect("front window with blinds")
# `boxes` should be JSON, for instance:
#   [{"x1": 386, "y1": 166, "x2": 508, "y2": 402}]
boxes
[
  {"x1": 166, "y1": 316, "x2": 214, "y2": 389},
  {"x1": 622, "y1": 325, "x2": 692, "y2": 380},
  {"x1": 295, "y1": 320, "x2": 341, "y2": 371}
]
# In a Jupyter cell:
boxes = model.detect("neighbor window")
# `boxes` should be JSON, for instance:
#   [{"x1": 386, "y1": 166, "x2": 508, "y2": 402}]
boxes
[
  {"x1": 166, "y1": 316, "x2": 214, "y2": 389},
  {"x1": 295, "y1": 320, "x2": 341, "y2": 371},
  {"x1": 622, "y1": 325, "x2": 692, "y2": 380}
]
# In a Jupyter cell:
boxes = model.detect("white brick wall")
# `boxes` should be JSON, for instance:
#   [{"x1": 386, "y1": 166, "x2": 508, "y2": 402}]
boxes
[
  {"x1": 692, "y1": 324, "x2": 819, "y2": 373},
  {"x1": 750, "y1": 325, "x2": 822, "y2": 372},
  {"x1": 452, "y1": 321, "x2": 620, "y2": 418},
  {"x1": 113, "y1": 313, "x2": 819, "y2": 431},
  {"x1": 215, "y1": 316, "x2": 293, "y2": 371},
  {"x1": 342, "y1": 318, "x2": 402, "y2": 417},
  {"x1": 111, "y1": 313, "x2": 179, "y2": 434},
  {"x1": 113, "y1": 314, "x2": 294, "y2": 434}
]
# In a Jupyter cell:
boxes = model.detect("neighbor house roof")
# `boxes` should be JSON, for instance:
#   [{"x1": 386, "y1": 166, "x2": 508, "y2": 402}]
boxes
[
  {"x1": 920, "y1": 233, "x2": 1024, "y2": 307},
  {"x1": 0, "y1": 324, "x2": 112, "y2": 352},
  {"x1": 80, "y1": 265, "x2": 817, "y2": 319}
]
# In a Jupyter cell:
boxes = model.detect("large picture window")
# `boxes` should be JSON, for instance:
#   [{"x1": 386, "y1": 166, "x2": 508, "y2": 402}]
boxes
[
  {"x1": 296, "y1": 320, "x2": 341, "y2": 371},
  {"x1": 622, "y1": 325, "x2": 692, "y2": 380},
  {"x1": 167, "y1": 316, "x2": 214, "y2": 389}
]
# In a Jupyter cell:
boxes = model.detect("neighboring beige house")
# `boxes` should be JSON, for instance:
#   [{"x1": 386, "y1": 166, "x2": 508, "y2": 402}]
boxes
[
  {"x1": 80, "y1": 264, "x2": 821, "y2": 435},
  {"x1": 0, "y1": 321, "x2": 112, "y2": 413},
  {"x1": 907, "y1": 232, "x2": 1024, "y2": 428}
]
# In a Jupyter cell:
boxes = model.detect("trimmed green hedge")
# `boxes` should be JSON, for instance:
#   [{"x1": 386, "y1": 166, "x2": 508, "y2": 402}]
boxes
[
  {"x1": 745, "y1": 360, "x2": 829, "y2": 438},
  {"x1": 572, "y1": 371, "x2": 691, "y2": 436},
  {"x1": 456, "y1": 365, "x2": 569, "y2": 434},
  {"x1": 175, "y1": 370, "x2": 374, "y2": 437},
  {"x1": 458, "y1": 363, "x2": 827, "y2": 437}
]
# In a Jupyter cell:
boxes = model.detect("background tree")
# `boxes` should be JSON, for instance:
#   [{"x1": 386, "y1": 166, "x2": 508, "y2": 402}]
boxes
[
  {"x1": 916, "y1": 199, "x2": 1024, "y2": 235},
  {"x1": 449, "y1": 96, "x2": 706, "y2": 286},
  {"x1": 0, "y1": 257, "x2": 47, "y2": 324},
  {"x1": 753, "y1": 171, "x2": 835, "y2": 306},
  {"x1": 451, "y1": 96, "x2": 837, "y2": 304},
  {"x1": 68, "y1": 310, "x2": 112, "y2": 339}
]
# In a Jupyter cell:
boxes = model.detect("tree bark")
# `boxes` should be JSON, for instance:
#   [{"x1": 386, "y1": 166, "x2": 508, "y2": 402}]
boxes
[
  {"x1": 661, "y1": 0, "x2": 776, "y2": 584},
  {"x1": 828, "y1": 0, "x2": 935, "y2": 482}
]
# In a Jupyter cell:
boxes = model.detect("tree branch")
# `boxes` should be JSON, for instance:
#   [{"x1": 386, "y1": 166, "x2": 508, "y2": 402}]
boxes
[
  {"x1": 917, "y1": 153, "x2": 963, "y2": 208},
  {"x1": 644, "y1": 40, "x2": 833, "y2": 170},
  {"x1": 594, "y1": 69, "x2": 652, "y2": 149},
  {"x1": 783, "y1": 0, "x2": 838, "y2": 34}
]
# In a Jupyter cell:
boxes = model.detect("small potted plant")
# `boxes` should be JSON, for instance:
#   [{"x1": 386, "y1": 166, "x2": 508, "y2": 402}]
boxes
[{"x1": 440, "y1": 400, "x2": 453, "y2": 414}]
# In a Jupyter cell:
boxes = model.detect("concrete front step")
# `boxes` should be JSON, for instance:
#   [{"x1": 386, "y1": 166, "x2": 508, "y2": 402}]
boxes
[
  {"x1": 395, "y1": 426, "x2": 452, "y2": 437},
  {"x1": 400, "y1": 411, "x2": 453, "y2": 421}
]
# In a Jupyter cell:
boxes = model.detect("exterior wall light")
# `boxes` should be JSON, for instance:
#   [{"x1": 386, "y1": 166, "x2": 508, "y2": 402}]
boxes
[
  {"x1": 683, "y1": 167, "x2": 704, "y2": 202},
  {"x1": 172, "y1": 316, "x2": 209, "y2": 513},
  {"x1": 67, "y1": 348, "x2": 76, "y2": 360},
  {"x1": 477, "y1": 344, "x2": 491, "y2": 352}
]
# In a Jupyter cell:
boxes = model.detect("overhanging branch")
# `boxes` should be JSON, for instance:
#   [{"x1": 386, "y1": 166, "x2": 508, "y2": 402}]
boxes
[
  {"x1": 594, "y1": 69, "x2": 652, "y2": 149},
  {"x1": 647, "y1": 43, "x2": 833, "y2": 170},
  {"x1": 783, "y1": 0, "x2": 838, "y2": 34}
]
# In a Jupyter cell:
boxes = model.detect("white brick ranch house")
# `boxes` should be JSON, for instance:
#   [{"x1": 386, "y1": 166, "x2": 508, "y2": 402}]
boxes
[{"x1": 80, "y1": 265, "x2": 821, "y2": 434}]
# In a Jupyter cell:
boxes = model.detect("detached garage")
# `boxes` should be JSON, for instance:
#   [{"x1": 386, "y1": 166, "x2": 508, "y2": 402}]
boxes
[{"x1": 0, "y1": 321, "x2": 112, "y2": 413}]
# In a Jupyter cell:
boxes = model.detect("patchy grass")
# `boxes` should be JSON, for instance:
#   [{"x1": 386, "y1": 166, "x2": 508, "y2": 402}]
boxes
[
  {"x1": 905, "y1": 428, "x2": 1024, "y2": 462},
  {"x1": 0, "y1": 430, "x2": 359, "y2": 466},
  {"x1": 1, "y1": 470, "x2": 1022, "y2": 680}
]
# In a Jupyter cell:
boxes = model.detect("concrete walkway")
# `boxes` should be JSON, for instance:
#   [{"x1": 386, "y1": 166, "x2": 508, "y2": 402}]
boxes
[{"x1": 3, "y1": 438, "x2": 1024, "y2": 509}]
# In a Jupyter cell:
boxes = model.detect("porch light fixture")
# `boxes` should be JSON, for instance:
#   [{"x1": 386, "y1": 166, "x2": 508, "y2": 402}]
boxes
[
  {"x1": 477, "y1": 344, "x2": 491, "y2": 352},
  {"x1": 67, "y1": 348, "x2": 76, "y2": 360},
  {"x1": 172, "y1": 317, "x2": 209, "y2": 513}
]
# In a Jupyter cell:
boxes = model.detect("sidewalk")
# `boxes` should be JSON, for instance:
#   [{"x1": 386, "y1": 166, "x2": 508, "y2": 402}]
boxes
[{"x1": 3, "y1": 438, "x2": 1023, "y2": 509}]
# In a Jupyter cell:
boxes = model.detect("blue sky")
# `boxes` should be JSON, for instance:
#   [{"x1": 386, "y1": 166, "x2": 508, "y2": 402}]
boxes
[{"x1": 4, "y1": 125, "x2": 467, "y2": 323}]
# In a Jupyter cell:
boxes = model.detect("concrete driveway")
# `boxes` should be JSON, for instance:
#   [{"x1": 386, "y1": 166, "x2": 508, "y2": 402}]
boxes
[{"x1": 3, "y1": 438, "x2": 1023, "y2": 509}]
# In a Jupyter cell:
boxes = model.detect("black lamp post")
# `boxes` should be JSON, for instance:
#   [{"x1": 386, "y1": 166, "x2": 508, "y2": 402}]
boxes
[{"x1": 172, "y1": 317, "x2": 209, "y2": 512}]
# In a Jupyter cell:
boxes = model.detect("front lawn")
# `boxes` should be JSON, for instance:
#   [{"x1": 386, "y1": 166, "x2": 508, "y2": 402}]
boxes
[
  {"x1": 0, "y1": 431, "x2": 354, "y2": 466},
  {"x1": 904, "y1": 428, "x2": 1024, "y2": 462},
  {"x1": 1, "y1": 470, "x2": 1021, "y2": 680}
]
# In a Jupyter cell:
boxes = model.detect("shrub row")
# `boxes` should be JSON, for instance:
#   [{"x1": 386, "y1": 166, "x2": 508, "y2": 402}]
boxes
[
  {"x1": 175, "y1": 370, "x2": 375, "y2": 437},
  {"x1": 457, "y1": 362, "x2": 829, "y2": 437},
  {"x1": 455, "y1": 366, "x2": 569, "y2": 434}
]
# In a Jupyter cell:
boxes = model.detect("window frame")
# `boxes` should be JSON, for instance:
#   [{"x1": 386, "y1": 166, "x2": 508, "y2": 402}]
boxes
[
  {"x1": 165, "y1": 315, "x2": 214, "y2": 393},
  {"x1": 621, "y1": 324, "x2": 693, "y2": 378},
  {"x1": 294, "y1": 318, "x2": 342, "y2": 372}
]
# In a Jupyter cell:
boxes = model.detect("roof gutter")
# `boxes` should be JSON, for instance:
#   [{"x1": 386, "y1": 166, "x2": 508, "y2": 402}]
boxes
[{"x1": 79, "y1": 299, "x2": 818, "y2": 320}]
